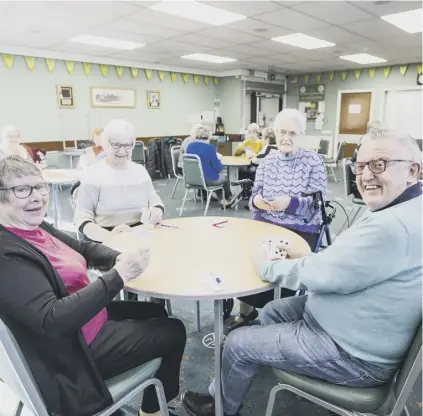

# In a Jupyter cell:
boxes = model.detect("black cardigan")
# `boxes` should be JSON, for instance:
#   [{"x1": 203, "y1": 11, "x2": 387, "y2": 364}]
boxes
[{"x1": 0, "y1": 222, "x2": 123, "y2": 416}]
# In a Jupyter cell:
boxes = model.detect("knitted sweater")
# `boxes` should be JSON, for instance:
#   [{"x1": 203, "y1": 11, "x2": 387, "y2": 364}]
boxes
[{"x1": 250, "y1": 148, "x2": 327, "y2": 234}]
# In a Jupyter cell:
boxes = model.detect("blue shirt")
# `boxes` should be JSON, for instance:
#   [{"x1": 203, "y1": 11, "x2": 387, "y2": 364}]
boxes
[{"x1": 186, "y1": 141, "x2": 223, "y2": 181}]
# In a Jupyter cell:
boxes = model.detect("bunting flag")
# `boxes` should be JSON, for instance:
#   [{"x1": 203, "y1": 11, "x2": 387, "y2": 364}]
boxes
[
  {"x1": 369, "y1": 68, "x2": 376, "y2": 78},
  {"x1": 170, "y1": 72, "x2": 177, "y2": 83},
  {"x1": 131, "y1": 67, "x2": 139, "y2": 79},
  {"x1": 65, "y1": 61, "x2": 75, "y2": 75},
  {"x1": 383, "y1": 66, "x2": 391, "y2": 78},
  {"x1": 25, "y1": 56, "x2": 36, "y2": 71},
  {"x1": 182, "y1": 73, "x2": 189, "y2": 83},
  {"x1": 399, "y1": 65, "x2": 408, "y2": 77},
  {"x1": 341, "y1": 71, "x2": 348, "y2": 81},
  {"x1": 304, "y1": 74, "x2": 310, "y2": 83},
  {"x1": 145, "y1": 69, "x2": 152, "y2": 80},
  {"x1": 213, "y1": 77, "x2": 220, "y2": 86},
  {"x1": 83, "y1": 62, "x2": 92, "y2": 76},
  {"x1": 158, "y1": 70, "x2": 165, "y2": 81},
  {"x1": 354, "y1": 69, "x2": 361, "y2": 80},
  {"x1": 204, "y1": 75, "x2": 209, "y2": 85},
  {"x1": 45, "y1": 58, "x2": 55, "y2": 73},
  {"x1": 417, "y1": 63, "x2": 422, "y2": 75},
  {"x1": 328, "y1": 71, "x2": 335, "y2": 81},
  {"x1": 2, "y1": 54, "x2": 14, "y2": 69},
  {"x1": 193, "y1": 74, "x2": 199, "y2": 84},
  {"x1": 315, "y1": 73, "x2": 322, "y2": 82},
  {"x1": 100, "y1": 64, "x2": 108, "y2": 77},
  {"x1": 291, "y1": 76, "x2": 298, "y2": 84},
  {"x1": 116, "y1": 66, "x2": 124, "y2": 78}
]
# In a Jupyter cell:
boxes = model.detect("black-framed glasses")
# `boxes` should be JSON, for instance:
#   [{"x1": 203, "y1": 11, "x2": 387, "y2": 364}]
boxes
[
  {"x1": 0, "y1": 183, "x2": 51, "y2": 199},
  {"x1": 351, "y1": 159, "x2": 414, "y2": 175},
  {"x1": 110, "y1": 142, "x2": 133, "y2": 150}
]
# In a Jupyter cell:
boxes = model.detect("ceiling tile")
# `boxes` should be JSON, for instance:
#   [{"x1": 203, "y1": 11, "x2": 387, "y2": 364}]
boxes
[
  {"x1": 248, "y1": 39, "x2": 302, "y2": 53},
  {"x1": 286, "y1": 49, "x2": 332, "y2": 60},
  {"x1": 223, "y1": 44, "x2": 278, "y2": 56},
  {"x1": 206, "y1": 49, "x2": 254, "y2": 60},
  {"x1": 304, "y1": 26, "x2": 367, "y2": 44},
  {"x1": 107, "y1": 50, "x2": 168, "y2": 62},
  {"x1": 199, "y1": 27, "x2": 263, "y2": 44},
  {"x1": 343, "y1": 18, "x2": 412, "y2": 38},
  {"x1": 144, "y1": 39, "x2": 208, "y2": 54},
  {"x1": 225, "y1": 18, "x2": 291, "y2": 39},
  {"x1": 49, "y1": 42, "x2": 119, "y2": 56},
  {"x1": 255, "y1": 7, "x2": 331, "y2": 31},
  {"x1": 344, "y1": 39, "x2": 390, "y2": 56},
  {"x1": 0, "y1": 30, "x2": 69, "y2": 49},
  {"x1": 292, "y1": 1, "x2": 374, "y2": 25},
  {"x1": 172, "y1": 33, "x2": 235, "y2": 49},
  {"x1": 203, "y1": 1, "x2": 283, "y2": 17},
  {"x1": 350, "y1": 1, "x2": 422, "y2": 17},
  {"x1": 273, "y1": 1, "x2": 306, "y2": 7},
  {"x1": 86, "y1": 29, "x2": 160, "y2": 46}
]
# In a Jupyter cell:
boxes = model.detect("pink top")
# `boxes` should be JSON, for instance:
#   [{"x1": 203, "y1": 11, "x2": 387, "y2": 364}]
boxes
[{"x1": 7, "y1": 227, "x2": 107, "y2": 344}]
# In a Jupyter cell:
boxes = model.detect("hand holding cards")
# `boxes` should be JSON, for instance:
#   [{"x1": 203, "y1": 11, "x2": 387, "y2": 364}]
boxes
[{"x1": 259, "y1": 237, "x2": 290, "y2": 261}]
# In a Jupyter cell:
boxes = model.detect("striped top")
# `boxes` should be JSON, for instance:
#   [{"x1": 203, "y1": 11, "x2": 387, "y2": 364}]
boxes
[{"x1": 250, "y1": 148, "x2": 327, "y2": 234}]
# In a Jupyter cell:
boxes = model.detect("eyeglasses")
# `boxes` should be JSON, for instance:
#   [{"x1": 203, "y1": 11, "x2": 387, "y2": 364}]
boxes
[
  {"x1": 0, "y1": 182, "x2": 51, "y2": 199},
  {"x1": 351, "y1": 159, "x2": 414, "y2": 175},
  {"x1": 279, "y1": 130, "x2": 300, "y2": 138},
  {"x1": 110, "y1": 142, "x2": 133, "y2": 150}
]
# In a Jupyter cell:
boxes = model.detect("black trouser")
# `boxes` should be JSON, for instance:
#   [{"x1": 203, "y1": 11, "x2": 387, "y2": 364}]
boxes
[
  {"x1": 238, "y1": 165, "x2": 257, "y2": 182},
  {"x1": 90, "y1": 301, "x2": 186, "y2": 413},
  {"x1": 238, "y1": 229, "x2": 319, "y2": 309},
  {"x1": 206, "y1": 174, "x2": 232, "y2": 200}
]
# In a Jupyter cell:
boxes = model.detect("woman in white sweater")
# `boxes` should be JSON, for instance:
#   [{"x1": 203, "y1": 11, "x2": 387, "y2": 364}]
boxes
[
  {"x1": 74, "y1": 119, "x2": 164, "y2": 243},
  {"x1": 0, "y1": 125, "x2": 32, "y2": 160}
]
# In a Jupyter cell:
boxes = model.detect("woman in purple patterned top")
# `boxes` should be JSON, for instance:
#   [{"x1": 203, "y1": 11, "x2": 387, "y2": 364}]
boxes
[{"x1": 229, "y1": 109, "x2": 328, "y2": 331}]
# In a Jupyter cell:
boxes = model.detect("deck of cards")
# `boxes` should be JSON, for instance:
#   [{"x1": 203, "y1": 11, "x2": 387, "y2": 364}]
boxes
[{"x1": 259, "y1": 237, "x2": 290, "y2": 261}]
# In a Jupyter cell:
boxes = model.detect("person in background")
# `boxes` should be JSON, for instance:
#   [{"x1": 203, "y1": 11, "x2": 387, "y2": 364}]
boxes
[
  {"x1": 74, "y1": 119, "x2": 164, "y2": 243},
  {"x1": 251, "y1": 127, "x2": 278, "y2": 166},
  {"x1": 176, "y1": 123, "x2": 202, "y2": 176},
  {"x1": 186, "y1": 125, "x2": 232, "y2": 207},
  {"x1": 228, "y1": 109, "x2": 327, "y2": 331},
  {"x1": 0, "y1": 155, "x2": 185, "y2": 416},
  {"x1": 182, "y1": 129, "x2": 421, "y2": 416},
  {"x1": 77, "y1": 128, "x2": 105, "y2": 170},
  {"x1": 0, "y1": 125, "x2": 32, "y2": 160}
]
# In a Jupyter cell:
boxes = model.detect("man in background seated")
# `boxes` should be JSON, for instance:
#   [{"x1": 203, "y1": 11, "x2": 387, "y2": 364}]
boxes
[{"x1": 182, "y1": 130, "x2": 422, "y2": 416}]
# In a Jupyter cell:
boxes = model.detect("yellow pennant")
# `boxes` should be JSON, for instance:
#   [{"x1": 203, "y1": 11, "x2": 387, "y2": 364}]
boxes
[
  {"x1": 383, "y1": 66, "x2": 391, "y2": 78},
  {"x1": 204, "y1": 75, "x2": 209, "y2": 85},
  {"x1": 328, "y1": 71, "x2": 335, "y2": 81},
  {"x1": 83, "y1": 62, "x2": 91, "y2": 76},
  {"x1": 417, "y1": 63, "x2": 422, "y2": 75},
  {"x1": 170, "y1": 72, "x2": 177, "y2": 83},
  {"x1": 304, "y1": 74, "x2": 310, "y2": 83},
  {"x1": 369, "y1": 68, "x2": 376, "y2": 78},
  {"x1": 116, "y1": 66, "x2": 124, "y2": 78},
  {"x1": 2, "y1": 54, "x2": 14, "y2": 69},
  {"x1": 399, "y1": 65, "x2": 408, "y2": 76},
  {"x1": 315, "y1": 73, "x2": 322, "y2": 82},
  {"x1": 341, "y1": 71, "x2": 348, "y2": 81},
  {"x1": 193, "y1": 74, "x2": 199, "y2": 84},
  {"x1": 45, "y1": 58, "x2": 55, "y2": 73},
  {"x1": 354, "y1": 69, "x2": 361, "y2": 80},
  {"x1": 100, "y1": 64, "x2": 108, "y2": 77},
  {"x1": 145, "y1": 69, "x2": 152, "y2": 80},
  {"x1": 131, "y1": 68, "x2": 139, "y2": 79},
  {"x1": 158, "y1": 70, "x2": 165, "y2": 81},
  {"x1": 182, "y1": 73, "x2": 189, "y2": 83},
  {"x1": 213, "y1": 77, "x2": 220, "y2": 86},
  {"x1": 291, "y1": 76, "x2": 298, "y2": 84},
  {"x1": 65, "y1": 61, "x2": 75, "y2": 75},
  {"x1": 25, "y1": 56, "x2": 36, "y2": 71}
]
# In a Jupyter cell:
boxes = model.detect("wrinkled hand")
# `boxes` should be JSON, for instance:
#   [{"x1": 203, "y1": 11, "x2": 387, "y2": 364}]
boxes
[
  {"x1": 111, "y1": 224, "x2": 132, "y2": 235},
  {"x1": 269, "y1": 195, "x2": 291, "y2": 212},
  {"x1": 148, "y1": 206, "x2": 163, "y2": 226},
  {"x1": 217, "y1": 152, "x2": 223, "y2": 160},
  {"x1": 275, "y1": 241, "x2": 310, "y2": 259},
  {"x1": 253, "y1": 195, "x2": 273, "y2": 211},
  {"x1": 114, "y1": 248, "x2": 150, "y2": 283}
]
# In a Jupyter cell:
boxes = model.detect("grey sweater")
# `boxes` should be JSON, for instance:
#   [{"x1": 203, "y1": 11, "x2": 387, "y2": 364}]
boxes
[{"x1": 259, "y1": 192, "x2": 422, "y2": 365}]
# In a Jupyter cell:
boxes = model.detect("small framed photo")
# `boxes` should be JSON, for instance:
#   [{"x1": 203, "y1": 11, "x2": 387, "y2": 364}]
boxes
[
  {"x1": 57, "y1": 84, "x2": 75, "y2": 109},
  {"x1": 90, "y1": 87, "x2": 136, "y2": 108},
  {"x1": 147, "y1": 91, "x2": 160, "y2": 109}
]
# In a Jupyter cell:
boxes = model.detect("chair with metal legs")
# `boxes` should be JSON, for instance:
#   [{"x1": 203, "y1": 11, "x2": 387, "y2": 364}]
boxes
[
  {"x1": 170, "y1": 145, "x2": 183, "y2": 199},
  {"x1": 0, "y1": 318, "x2": 169, "y2": 416},
  {"x1": 324, "y1": 141, "x2": 346, "y2": 183}
]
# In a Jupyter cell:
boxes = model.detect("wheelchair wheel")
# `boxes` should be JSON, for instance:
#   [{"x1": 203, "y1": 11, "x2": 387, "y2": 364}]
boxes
[{"x1": 223, "y1": 298, "x2": 234, "y2": 319}]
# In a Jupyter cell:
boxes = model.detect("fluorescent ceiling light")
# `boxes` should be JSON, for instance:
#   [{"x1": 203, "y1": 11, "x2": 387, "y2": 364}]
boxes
[
  {"x1": 181, "y1": 53, "x2": 236, "y2": 64},
  {"x1": 339, "y1": 53, "x2": 387, "y2": 64},
  {"x1": 271, "y1": 33, "x2": 335, "y2": 50},
  {"x1": 70, "y1": 35, "x2": 144, "y2": 50},
  {"x1": 150, "y1": 1, "x2": 246, "y2": 26},
  {"x1": 381, "y1": 8, "x2": 422, "y2": 34}
]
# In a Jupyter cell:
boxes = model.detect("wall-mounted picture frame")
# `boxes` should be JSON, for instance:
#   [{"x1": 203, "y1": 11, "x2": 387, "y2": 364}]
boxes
[
  {"x1": 56, "y1": 84, "x2": 75, "y2": 109},
  {"x1": 90, "y1": 87, "x2": 136, "y2": 108},
  {"x1": 147, "y1": 90, "x2": 160, "y2": 109}
]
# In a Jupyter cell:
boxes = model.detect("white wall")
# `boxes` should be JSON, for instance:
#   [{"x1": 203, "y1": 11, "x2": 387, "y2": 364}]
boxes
[{"x1": 0, "y1": 56, "x2": 220, "y2": 142}]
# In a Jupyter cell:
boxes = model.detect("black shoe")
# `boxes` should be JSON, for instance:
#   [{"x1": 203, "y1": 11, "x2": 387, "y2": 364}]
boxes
[
  {"x1": 227, "y1": 309, "x2": 259, "y2": 332},
  {"x1": 182, "y1": 391, "x2": 215, "y2": 416}
]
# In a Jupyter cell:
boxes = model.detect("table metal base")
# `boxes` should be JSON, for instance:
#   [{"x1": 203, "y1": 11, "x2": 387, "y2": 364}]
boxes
[{"x1": 214, "y1": 299, "x2": 224, "y2": 416}]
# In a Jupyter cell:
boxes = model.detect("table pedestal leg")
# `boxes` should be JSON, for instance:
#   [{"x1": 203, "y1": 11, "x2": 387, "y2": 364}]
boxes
[
  {"x1": 51, "y1": 184, "x2": 59, "y2": 228},
  {"x1": 214, "y1": 299, "x2": 224, "y2": 416}
]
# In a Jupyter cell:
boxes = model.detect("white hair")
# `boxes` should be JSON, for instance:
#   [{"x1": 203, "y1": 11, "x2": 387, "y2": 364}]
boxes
[
  {"x1": 1, "y1": 125, "x2": 20, "y2": 143},
  {"x1": 262, "y1": 127, "x2": 276, "y2": 145},
  {"x1": 247, "y1": 123, "x2": 261, "y2": 137},
  {"x1": 190, "y1": 123, "x2": 203, "y2": 139},
  {"x1": 195, "y1": 125, "x2": 211, "y2": 141},
  {"x1": 274, "y1": 109, "x2": 306, "y2": 135},
  {"x1": 101, "y1": 119, "x2": 135, "y2": 149}
]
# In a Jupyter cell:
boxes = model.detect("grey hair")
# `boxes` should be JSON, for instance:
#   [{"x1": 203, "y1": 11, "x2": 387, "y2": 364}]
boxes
[
  {"x1": 1, "y1": 125, "x2": 20, "y2": 143},
  {"x1": 195, "y1": 125, "x2": 211, "y2": 141},
  {"x1": 247, "y1": 123, "x2": 261, "y2": 137},
  {"x1": 0, "y1": 155, "x2": 42, "y2": 203},
  {"x1": 274, "y1": 109, "x2": 306, "y2": 135},
  {"x1": 101, "y1": 119, "x2": 136, "y2": 149},
  {"x1": 367, "y1": 120, "x2": 388, "y2": 135},
  {"x1": 262, "y1": 127, "x2": 276, "y2": 145},
  {"x1": 190, "y1": 123, "x2": 203, "y2": 139}
]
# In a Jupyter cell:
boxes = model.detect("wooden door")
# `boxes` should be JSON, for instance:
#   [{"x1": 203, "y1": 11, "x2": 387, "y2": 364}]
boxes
[{"x1": 339, "y1": 92, "x2": 372, "y2": 135}]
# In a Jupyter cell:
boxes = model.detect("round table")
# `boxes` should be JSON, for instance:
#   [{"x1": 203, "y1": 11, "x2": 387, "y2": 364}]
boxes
[
  {"x1": 221, "y1": 156, "x2": 251, "y2": 167},
  {"x1": 103, "y1": 216, "x2": 310, "y2": 416}
]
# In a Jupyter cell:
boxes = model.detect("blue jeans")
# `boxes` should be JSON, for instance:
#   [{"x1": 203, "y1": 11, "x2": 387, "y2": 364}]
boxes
[{"x1": 209, "y1": 296, "x2": 396, "y2": 415}]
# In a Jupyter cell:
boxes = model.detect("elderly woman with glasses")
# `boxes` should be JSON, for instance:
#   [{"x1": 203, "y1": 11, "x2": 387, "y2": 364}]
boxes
[
  {"x1": 0, "y1": 155, "x2": 186, "y2": 416},
  {"x1": 74, "y1": 119, "x2": 164, "y2": 243},
  {"x1": 229, "y1": 109, "x2": 327, "y2": 331}
]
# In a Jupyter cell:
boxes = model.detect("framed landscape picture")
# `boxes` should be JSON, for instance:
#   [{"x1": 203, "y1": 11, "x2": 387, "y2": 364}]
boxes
[
  {"x1": 147, "y1": 90, "x2": 160, "y2": 109},
  {"x1": 56, "y1": 84, "x2": 75, "y2": 109},
  {"x1": 90, "y1": 87, "x2": 136, "y2": 108}
]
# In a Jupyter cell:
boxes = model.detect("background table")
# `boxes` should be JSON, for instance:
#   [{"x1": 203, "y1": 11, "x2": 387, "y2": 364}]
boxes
[
  {"x1": 222, "y1": 156, "x2": 251, "y2": 194},
  {"x1": 103, "y1": 216, "x2": 310, "y2": 416}
]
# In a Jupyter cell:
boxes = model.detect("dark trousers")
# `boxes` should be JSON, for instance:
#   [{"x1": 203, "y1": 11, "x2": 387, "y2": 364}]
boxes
[
  {"x1": 89, "y1": 301, "x2": 186, "y2": 413},
  {"x1": 238, "y1": 165, "x2": 257, "y2": 182},
  {"x1": 238, "y1": 229, "x2": 319, "y2": 309},
  {"x1": 206, "y1": 174, "x2": 232, "y2": 200}
]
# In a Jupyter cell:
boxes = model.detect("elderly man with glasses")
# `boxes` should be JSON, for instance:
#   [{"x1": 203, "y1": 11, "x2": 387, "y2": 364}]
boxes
[{"x1": 182, "y1": 128, "x2": 422, "y2": 416}]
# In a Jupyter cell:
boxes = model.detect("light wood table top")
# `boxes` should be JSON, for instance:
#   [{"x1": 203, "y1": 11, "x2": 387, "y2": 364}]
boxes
[
  {"x1": 42, "y1": 169, "x2": 81, "y2": 184},
  {"x1": 221, "y1": 156, "x2": 251, "y2": 167},
  {"x1": 103, "y1": 216, "x2": 310, "y2": 301}
]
